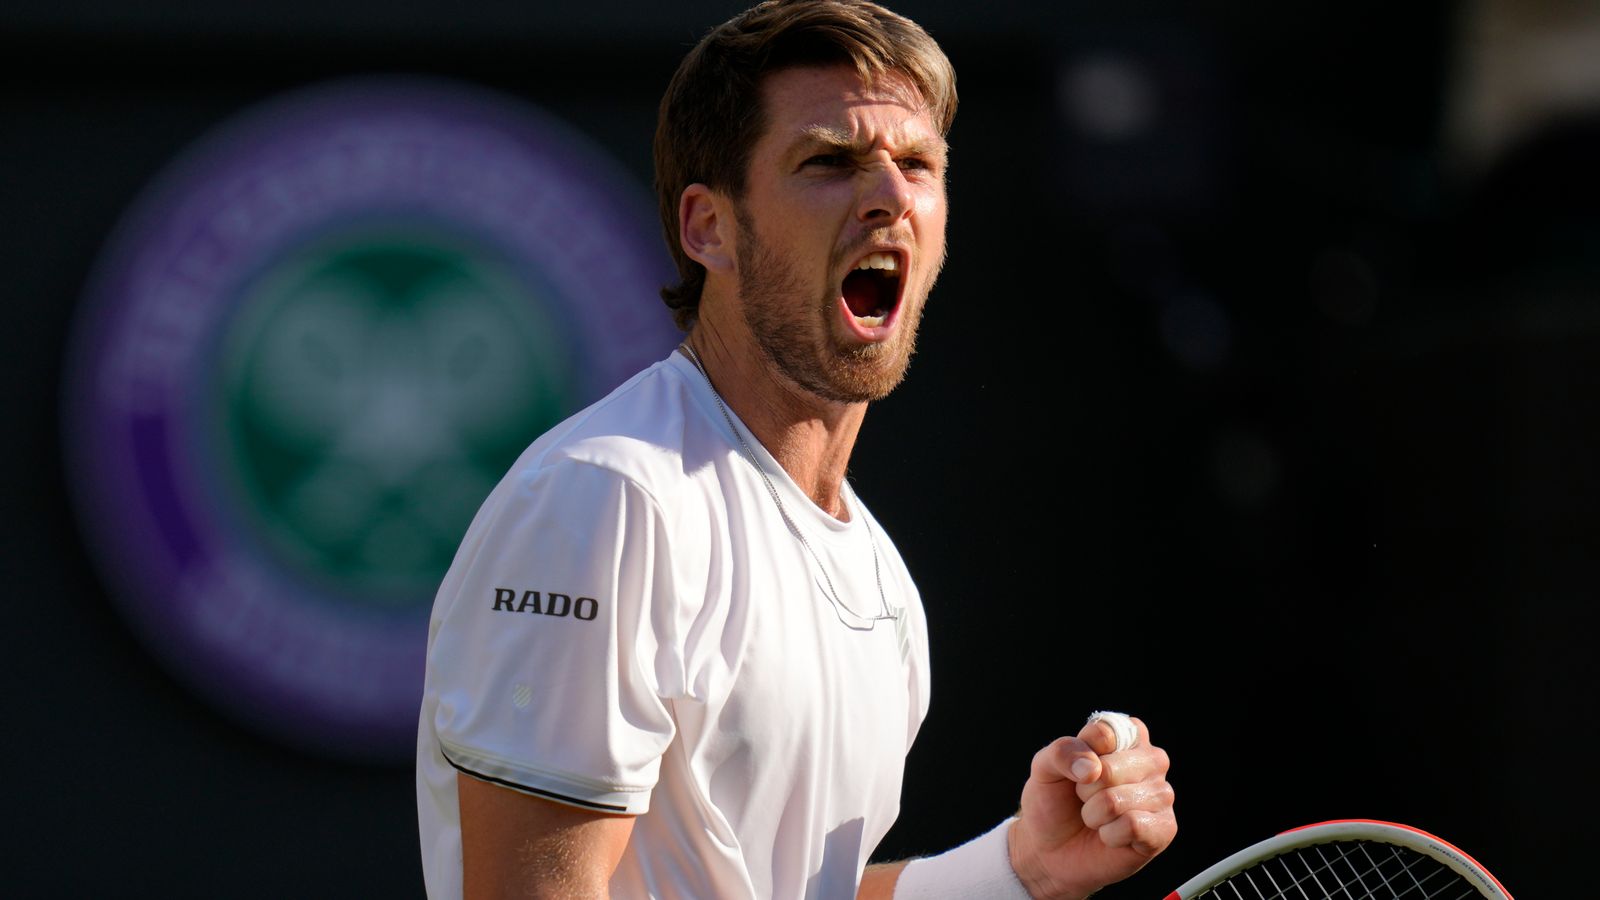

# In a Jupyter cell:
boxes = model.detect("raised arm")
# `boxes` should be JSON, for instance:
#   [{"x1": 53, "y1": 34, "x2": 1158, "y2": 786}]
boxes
[
  {"x1": 879, "y1": 714, "x2": 1176, "y2": 900},
  {"x1": 458, "y1": 774, "x2": 636, "y2": 900},
  {"x1": 1007, "y1": 715, "x2": 1176, "y2": 898}
]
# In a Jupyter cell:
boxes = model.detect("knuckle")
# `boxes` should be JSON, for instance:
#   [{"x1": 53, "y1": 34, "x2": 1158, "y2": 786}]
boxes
[
  {"x1": 1127, "y1": 811, "x2": 1163, "y2": 844},
  {"x1": 1101, "y1": 786, "x2": 1130, "y2": 817},
  {"x1": 1152, "y1": 746, "x2": 1171, "y2": 772},
  {"x1": 1134, "y1": 810, "x2": 1179, "y2": 856},
  {"x1": 1132, "y1": 807, "x2": 1171, "y2": 832}
]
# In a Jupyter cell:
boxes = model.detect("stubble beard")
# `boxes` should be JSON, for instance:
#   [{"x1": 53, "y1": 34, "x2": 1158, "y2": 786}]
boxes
[{"x1": 735, "y1": 211, "x2": 929, "y2": 405}]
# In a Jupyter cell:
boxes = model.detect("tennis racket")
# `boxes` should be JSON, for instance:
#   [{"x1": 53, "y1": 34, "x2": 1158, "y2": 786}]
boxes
[{"x1": 1167, "y1": 819, "x2": 1512, "y2": 899}]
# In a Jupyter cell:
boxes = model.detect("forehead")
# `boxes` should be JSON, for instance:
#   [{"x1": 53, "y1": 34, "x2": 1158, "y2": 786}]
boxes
[{"x1": 756, "y1": 64, "x2": 941, "y2": 151}]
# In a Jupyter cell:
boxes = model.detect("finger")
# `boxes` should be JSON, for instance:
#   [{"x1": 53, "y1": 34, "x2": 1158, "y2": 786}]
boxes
[
  {"x1": 1092, "y1": 808, "x2": 1178, "y2": 858},
  {"x1": 1031, "y1": 735, "x2": 1105, "y2": 785},
  {"x1": 1086, "y1": 711, "x2": 1139, "y2": 751},
  {"x1": 1076, "y1": 745, "x2": 1171, "y2": 806},
  {"x1": 1079, "y1": 779, "x2": 1175, "y2": 831},
  {"x1": 1077, "y1": 714, "x2": 1149, "y2": 756},
  {"x1": 1090, "y1": 740, "x2": 1170, "y2": 791}
]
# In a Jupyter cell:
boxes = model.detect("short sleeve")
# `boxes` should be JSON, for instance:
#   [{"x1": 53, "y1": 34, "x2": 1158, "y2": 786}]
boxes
[{"x1": 424, "y1": 459, "x2": 679, "y2": 815}]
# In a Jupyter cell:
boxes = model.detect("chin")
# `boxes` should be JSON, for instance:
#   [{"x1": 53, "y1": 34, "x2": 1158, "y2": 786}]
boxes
[{"x1": 813, "y1": 339, "x2": 917, "y2": 404}]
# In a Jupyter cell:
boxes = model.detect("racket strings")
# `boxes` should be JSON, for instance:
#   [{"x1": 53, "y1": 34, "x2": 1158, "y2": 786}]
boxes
[{"x1": 1197, "y1": 839, "x2": 1481, "y2": 900}]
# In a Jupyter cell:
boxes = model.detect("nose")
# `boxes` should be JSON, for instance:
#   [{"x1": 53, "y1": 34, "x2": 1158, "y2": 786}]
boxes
[{"x1": 856, "y1": 157, "x2": 914, "y2": 224}]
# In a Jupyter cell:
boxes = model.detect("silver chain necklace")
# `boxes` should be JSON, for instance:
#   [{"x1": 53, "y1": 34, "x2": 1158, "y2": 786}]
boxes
[{"x1": 679, "y1": 344, "x2": 902, "y2": 634}]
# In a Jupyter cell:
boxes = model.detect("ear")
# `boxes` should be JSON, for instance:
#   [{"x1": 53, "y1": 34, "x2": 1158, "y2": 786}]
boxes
[{"x1": 679, "y1": 183, "x2": 736, "y2": 274}]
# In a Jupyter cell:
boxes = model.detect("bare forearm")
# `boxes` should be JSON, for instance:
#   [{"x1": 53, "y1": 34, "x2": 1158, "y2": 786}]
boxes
[{"x1": 457, "y1": 774, "x2": 633, "y2": 900}]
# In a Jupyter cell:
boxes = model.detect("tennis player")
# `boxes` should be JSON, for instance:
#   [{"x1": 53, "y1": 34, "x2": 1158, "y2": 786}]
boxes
[{"x1": 416, "y1": 2, "x2": 1176, "y2": 897}]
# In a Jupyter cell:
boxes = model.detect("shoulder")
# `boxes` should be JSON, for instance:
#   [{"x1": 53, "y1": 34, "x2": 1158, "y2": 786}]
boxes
[
  {"x1": 452, "y1": 356, "x2": 740, "y2": 557},
  {"x1": 432, "y1": 359, "x2": 714, "y2": 628},
  {"x1": 512, "y1": 357, "x2": 714, "y2": 505}
]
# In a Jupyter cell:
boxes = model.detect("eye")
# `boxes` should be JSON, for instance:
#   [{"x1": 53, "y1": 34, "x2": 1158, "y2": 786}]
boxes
[
  {"x1": 898, "y1": 157, "x2": 935, "y2": 174},
  {"x1": 803, "y1": 154, "x2": 849, "y2": 168}
]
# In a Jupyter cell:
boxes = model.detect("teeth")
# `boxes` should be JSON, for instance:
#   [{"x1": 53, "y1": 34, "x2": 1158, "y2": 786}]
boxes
[
  {"x1": 854, "y1": 252, "x2": 899, "y2": 272},
  {"x1": 855, "y1": 314, "x2": 886, "y2": 327}
]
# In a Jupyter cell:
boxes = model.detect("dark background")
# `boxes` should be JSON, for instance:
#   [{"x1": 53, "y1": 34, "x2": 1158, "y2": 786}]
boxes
[{"x1": 3, "y1": 0, "x2": 1594, "y2": 895}]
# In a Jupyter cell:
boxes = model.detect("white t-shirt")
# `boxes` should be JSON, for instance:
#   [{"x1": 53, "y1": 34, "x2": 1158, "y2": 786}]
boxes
[{"x1": 416, "y1": 351, "x2": 932, "y2": 899}]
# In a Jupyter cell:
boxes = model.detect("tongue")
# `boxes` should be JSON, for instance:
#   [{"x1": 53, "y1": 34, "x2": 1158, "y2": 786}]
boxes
[{"x1": 842, "y1": 270, "x2": 881, "y2": 318}]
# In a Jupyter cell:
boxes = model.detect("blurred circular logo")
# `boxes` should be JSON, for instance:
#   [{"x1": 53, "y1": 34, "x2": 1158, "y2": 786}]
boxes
[{"x1": 64, "y1": 78, "x2": 677, "y2": 759}]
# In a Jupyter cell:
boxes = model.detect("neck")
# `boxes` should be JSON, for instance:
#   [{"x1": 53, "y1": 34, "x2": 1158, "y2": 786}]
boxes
[{"x1": 682, "y1": 323, "x2": 866, "y2": 522}]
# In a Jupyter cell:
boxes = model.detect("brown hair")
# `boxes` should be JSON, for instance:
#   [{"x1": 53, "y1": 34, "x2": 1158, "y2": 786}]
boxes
[{"x1": 653, "y1": 0, "x2": 957, "y2": 329}]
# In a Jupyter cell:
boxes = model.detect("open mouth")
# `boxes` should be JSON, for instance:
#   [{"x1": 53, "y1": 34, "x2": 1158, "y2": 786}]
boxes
[{"x1": 841, "y1": 251, "x2": 902, "y2": 328}]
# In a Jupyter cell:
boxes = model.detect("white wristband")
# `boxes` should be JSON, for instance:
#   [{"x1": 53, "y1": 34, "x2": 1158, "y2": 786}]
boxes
[{"x1": 893, "y1": 818, "x2": 1032, "y2": 900}]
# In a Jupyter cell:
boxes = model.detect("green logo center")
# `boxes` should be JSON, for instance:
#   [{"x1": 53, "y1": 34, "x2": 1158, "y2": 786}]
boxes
[{"x1": 214, "y1": 227, "x2": 574, "y2": 606}]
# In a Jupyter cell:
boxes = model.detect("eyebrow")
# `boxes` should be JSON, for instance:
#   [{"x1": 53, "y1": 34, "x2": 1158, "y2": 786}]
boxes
[{"x1": 792, "y1": 125, "x2": 947, "y2": 162}]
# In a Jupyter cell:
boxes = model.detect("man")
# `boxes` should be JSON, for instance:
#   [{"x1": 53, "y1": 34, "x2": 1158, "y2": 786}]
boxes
[{"x1": 416, "y1": 2, "x2": 1177, "y2": 897}]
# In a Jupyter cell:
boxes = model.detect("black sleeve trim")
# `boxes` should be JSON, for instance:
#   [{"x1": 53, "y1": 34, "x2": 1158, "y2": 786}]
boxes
[{"x1": 442, "y1": 750, "x2": 633, "y2": 814}]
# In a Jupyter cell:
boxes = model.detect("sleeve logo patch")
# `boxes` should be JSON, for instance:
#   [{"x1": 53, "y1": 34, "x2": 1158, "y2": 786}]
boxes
[{"x1": 492, "y1": 588, "x2": 599, "y2": 621}]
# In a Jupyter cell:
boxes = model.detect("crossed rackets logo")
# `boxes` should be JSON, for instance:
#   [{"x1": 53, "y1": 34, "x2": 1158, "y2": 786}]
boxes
[{"x1": 217, "y1": 233, "x2": 573, "y2": 601}]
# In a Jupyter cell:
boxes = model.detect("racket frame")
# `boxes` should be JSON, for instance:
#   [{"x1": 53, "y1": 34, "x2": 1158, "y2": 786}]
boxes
[{"x1": 1165, "y1": 818, "x2": 1512, "y2": 900}]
